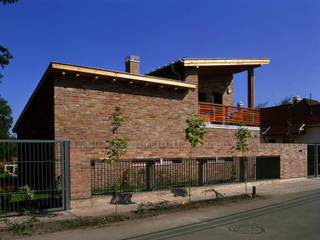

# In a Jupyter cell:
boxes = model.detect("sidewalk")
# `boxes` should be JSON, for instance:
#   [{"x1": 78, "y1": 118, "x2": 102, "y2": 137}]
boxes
[{"x1": 1, "y1": 177, "x2": 320, "y2": 226}]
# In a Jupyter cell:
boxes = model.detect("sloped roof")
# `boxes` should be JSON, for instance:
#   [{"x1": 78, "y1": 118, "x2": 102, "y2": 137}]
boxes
[
  {"x1": 13, "y1": 62, "x2": 196, "y2": 132},
  {"x1": 260, "y1": 98, "x2": 320, "y2": 136}
]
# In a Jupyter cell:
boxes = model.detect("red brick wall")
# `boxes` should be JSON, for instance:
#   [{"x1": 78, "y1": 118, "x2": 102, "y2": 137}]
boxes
[
  {"x1": 54, "y1": 71, "x2": 198, "y2": 199},
  {"x1": 53, "y1": 73, "x2": 307, "y2": 200}
]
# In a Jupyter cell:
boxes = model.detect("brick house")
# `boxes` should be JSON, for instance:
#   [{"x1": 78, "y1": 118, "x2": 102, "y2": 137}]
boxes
[
  {"x1": 13, "y1": 56, "x2": 307, "y2": 200},
  {"x1": 261, "y1": 97, "x2": 320, "y2": 144}
]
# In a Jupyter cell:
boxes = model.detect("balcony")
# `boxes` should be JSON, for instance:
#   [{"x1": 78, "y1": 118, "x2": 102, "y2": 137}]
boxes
[{"x1": 199, "y1": 102, "x2": 260, "y2": 127}]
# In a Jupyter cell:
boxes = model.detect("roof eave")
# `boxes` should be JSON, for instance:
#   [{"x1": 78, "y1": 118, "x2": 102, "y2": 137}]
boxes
[
  {"x1": 51, "y1": 62, "x2": 196, "y2": 89},
  {"x1": 182, "y1": 58, "x2": 271, "y2": 67},
  {"x1": 13, "y1": 62, "x2": 197, "y2": 132}
]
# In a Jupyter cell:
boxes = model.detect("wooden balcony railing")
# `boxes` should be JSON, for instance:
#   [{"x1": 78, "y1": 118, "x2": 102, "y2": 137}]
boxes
[{"x1": 199, "y1": 102, "x2": 260, "y2": 126}]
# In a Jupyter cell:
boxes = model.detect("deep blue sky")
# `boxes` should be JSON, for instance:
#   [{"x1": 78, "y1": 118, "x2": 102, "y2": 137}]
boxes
[{"x1": 0, "y1": 0, "x2": 319, "y2": 128}]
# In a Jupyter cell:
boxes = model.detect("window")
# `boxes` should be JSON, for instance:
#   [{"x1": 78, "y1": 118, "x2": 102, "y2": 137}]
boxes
[
  {"x1": 199, "y1": 92, "x2": 207, "y2": 102},
  {"x1": 212, "y1": 93, "x2": 222, "y2": 104}
]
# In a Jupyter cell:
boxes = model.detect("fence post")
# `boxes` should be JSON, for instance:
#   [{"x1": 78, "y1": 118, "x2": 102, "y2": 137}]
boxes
[
  {"x1": 240, "y1": 157, "x2": 245, "y2": 182},
  {"x1": 63, "y1": 141, "x2": 70, "y2": 210},
  {"x1": 146, "y1": 160, "x2": 155, "y2": 191},
  {"x1": 198, "y1": 159, "x2": 208, "y2": 185}
]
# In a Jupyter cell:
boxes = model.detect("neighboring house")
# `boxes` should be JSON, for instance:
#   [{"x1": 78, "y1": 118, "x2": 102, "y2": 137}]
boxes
[
  {"x1": 13, "y1": 56, "x2": 307, "y2": 200},
  {"x1": 260, "y1": 97, "x2": 320, "y2": 177},
  {"x1": 261, "y1": 98, "x2": 320, "y2": 144}
]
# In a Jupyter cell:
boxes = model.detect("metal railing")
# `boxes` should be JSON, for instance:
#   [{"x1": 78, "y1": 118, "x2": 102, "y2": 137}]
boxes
[
  {"x1": 199, "y1": 102, "x2": 260, "y2": 126},
  {"x1": 91, "y1": 157, "x2": 257, "y2": 196},
  {"x1": 0, "y1": 140, "x2": 69, "y2": 216}
]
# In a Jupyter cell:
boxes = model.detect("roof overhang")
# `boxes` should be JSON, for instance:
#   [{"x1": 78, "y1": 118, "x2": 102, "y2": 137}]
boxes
[
  {"x1": 147, "y1": 58, "x2": 271, "y2": 76},
  {"x1": 183, "y1": 58, "x2": 270, "y2": 75},
  {"x1": 13, "y1": 62, "x2": 196, "y2": 132},
  {"x1": 51, "y1": 62, "x2": 196, "y2": 90},
  {"x1": 182, "y1": 58, "x2": 270, "y2": 67}
]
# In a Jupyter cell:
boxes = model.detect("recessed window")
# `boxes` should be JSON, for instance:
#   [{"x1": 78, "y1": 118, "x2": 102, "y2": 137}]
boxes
[{"x1": 212, "y1": 93, "x2": 222, "y2": 104}]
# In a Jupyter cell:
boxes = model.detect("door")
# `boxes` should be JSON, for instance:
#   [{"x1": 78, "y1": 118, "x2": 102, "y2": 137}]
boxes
[
  {"x1": 256, "y1": 156, "x2": 280, "y2": 180},
  {"x1": 307, "y1": 144, "x2": 319, "y2": 177}
]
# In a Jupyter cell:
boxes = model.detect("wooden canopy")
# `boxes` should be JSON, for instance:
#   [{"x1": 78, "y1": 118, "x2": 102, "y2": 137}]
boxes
[{"x1": 183, "y1": 58, "x2": 270, "y2": 108}]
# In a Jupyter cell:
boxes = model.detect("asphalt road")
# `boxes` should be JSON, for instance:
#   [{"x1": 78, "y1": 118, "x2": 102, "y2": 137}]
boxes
[
  {"x1": 121, "y1": 190, "x2": 320, "y2": 240},
  {"x1": 23, "y1": 188, "x2": 320, "y2": 240}
]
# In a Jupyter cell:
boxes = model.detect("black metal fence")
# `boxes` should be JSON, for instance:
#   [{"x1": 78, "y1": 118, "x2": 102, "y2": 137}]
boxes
[
  {"x1": 0, "y1": 140, "x2": 70, "y2": 216},
  {"x1": 91, "y1": 157, "x2": 257, "y2": 196}
]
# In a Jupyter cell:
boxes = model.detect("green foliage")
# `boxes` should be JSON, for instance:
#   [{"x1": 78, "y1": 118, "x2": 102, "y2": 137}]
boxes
[
  {"x1": 105, "y1": 138, "x2": 129, "y2": 164},
  {"x1": 0, "y1": 0, "x2": 19, "y2": 4},
  {"x1": 110, "y1": 106, "x2": 124, "y2": 134},
  {"x1": 0, "y1": 96, "x2": 13, "y2": 139},
  {"x1": 105, "y1": 106, "x2": 129, "y2": 164},
  {"x1": 2, "y1": 215, "x2": 40, "y2": 236},
  {"x1": 18, "y1": 185, "x2": 35, "y2": 201},
  {"x1": 255, "y1": 101, "x2": 269, "y2": 109},
  {"x1": 0, "y1": 45, "x2": 12, "y2": 79},
  {"x1": 185, "y1": 113, "x2": 207, "y2": 149},
  {"x1": 278, "y1": 96, "x2": 293, "y2": 106},
  {"x1": 235, "y1": 124, "x2": 251, "y2": 154}
]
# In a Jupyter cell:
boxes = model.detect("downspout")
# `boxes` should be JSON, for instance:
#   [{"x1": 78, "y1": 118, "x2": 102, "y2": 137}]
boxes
[{"x1": 170, "y1": 63, "x2": 182, "y2": 81}]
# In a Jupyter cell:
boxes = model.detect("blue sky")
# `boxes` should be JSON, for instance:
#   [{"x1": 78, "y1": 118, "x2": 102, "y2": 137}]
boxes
[{"x1": 0, "y1": 0, "x2": 319, "y2": 128}]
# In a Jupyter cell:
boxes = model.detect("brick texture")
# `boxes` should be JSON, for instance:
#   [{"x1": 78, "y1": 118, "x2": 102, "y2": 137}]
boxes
[
  {"x1": 54, "y1": 73, "x2": 307, "y2": 200},
  {"x1": 14, "y1": 66, "x2": 307, "y2": 200}
]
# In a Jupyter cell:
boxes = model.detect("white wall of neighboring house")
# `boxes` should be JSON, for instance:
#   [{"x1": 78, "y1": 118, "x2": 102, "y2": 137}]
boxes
[
  {"x1": 293, "y1": 126, "x2": 320, "y2": 144},
  {"x1": 262, "y1": 126, "x2": 320, "y2": 144}
]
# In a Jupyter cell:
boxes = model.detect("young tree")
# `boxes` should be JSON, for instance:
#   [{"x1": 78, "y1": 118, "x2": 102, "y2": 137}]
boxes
[
  {"x1": 105, "y1": 106, "x2": 129, "y2": 164},
  {"x1": 0, "y1": 96, "x2": 13, "y2": 139},
  {"x1": 105, "y1": 106, "x2": 129, "y2": 215},
  {"x1": 185, "y1": 113, "x2": 206, "y2": 201},
  {"x1": 235, "y1": 124, "x2": 251, "y2": 194}
]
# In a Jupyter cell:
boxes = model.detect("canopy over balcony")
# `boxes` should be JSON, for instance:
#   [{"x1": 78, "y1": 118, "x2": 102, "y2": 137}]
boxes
[
  {"x1": 184, "y1": 59, "x2": 270, "y2": 109},
  {"x1": 148, "y1": 58, "x2": 270, "y2": 109}
]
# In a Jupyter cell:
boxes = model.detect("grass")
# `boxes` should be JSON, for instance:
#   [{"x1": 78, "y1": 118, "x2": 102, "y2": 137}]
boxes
[
  {"x1": 0, "y1": 193, "x2": 258, "y2": 238},
  {"x1": 10, "y1": 193, "x2": 52, "y2": 203}
]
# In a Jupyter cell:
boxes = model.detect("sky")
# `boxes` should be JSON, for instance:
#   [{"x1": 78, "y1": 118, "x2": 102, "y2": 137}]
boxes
[{"x1": 0, "y1": 0, "x2": 319, "y2": 130}]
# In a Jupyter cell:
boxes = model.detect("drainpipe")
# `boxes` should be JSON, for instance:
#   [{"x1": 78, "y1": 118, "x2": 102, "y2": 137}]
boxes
[{"x1": 170, "y1": 64, "x2": 182, "y2": 80}]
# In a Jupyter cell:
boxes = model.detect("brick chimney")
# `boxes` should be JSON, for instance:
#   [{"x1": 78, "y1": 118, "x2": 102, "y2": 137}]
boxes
[{"x1": 125, "y1": 55, "x2": 140, "y2": 74}]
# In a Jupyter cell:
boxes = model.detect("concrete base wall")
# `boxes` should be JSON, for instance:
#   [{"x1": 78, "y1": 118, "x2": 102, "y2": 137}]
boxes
[{"x1": 70, "y1": 177, "x2": 308, "y2": 210}]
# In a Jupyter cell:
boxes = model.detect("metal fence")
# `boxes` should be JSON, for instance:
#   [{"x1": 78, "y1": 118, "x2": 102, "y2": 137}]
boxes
[
  {"x1": 0, "y1": 140, "x2": 69, "y2": 216},
  {"x1": 91, "y1": 157, "x2": 256, "y2": 196}
]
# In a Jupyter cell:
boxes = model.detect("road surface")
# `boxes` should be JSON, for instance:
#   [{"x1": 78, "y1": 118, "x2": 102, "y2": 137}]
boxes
[{"x1": 23, "y1": 188, "x2": 320, "y2": 240}]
